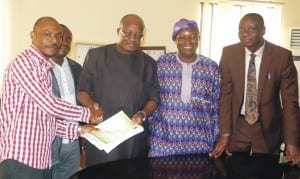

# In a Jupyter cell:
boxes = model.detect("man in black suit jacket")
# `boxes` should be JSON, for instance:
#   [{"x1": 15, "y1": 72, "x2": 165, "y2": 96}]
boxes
[{"x1": 51, "y1": 24, "x2": 83, "y2": 179}]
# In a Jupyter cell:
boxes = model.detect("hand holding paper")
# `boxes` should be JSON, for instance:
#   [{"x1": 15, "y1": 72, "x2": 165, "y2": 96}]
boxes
[
  {"x1": 83, "y1": 110, "x2": 144, "y2": 153},
  {"x1": 89, "y1": 102, "x2": 103, "y2": 125},
  {"x1": 79, "y1": 124, "x2": 99, "y2": 137}
]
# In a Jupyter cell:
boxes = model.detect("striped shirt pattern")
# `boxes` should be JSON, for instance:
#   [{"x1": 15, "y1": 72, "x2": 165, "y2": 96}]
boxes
[{"x1": 0, "y1": 45, "x2": 90, "y2": 169}]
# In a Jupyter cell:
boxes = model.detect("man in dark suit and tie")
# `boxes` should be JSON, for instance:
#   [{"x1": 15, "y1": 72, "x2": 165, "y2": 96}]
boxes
[
  {"x1": 210, "y1": 13, "x2": 300, "y2": 177},
  {"x1": 51, "y1": 24, "x2": 83, "y2": 179}
]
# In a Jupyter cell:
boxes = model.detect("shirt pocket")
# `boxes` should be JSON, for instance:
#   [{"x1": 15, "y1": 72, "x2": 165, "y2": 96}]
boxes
[{"x1": 191, "y1": 97, "x2": 212, "y2": 117}]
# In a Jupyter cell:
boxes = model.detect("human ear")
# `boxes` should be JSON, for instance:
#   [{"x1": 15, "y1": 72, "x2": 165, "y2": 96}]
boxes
[{"x1": 30, "y1": 31, "x2": 36, "y2": 41}]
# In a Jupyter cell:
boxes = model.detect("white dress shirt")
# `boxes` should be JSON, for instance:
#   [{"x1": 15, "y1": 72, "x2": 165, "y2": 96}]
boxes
[
  {"x1": 176, "y1": 53, "x2": 198, "y2": 103},
  {"x1": 241, "y1": 42, "x2": 265, "y2": 115},
  {"x1": 52, "y1": 57, "x2": 77, "y2": 143}
]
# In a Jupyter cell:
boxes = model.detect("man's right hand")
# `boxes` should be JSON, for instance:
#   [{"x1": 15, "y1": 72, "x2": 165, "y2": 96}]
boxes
[
  {"x1": 89, "y1": 102, "x2": 103, "y2": 125},
  {"x1": 209, "y1": 135, "x2": 230, "y2": 158},
  {"x1": 78, "y1": 124, "x2": 99, "y2": 137}
]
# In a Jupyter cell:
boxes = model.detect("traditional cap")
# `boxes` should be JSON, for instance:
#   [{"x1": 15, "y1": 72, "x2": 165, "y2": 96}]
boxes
[{"x1": 172, "y1": 18, "x2": 199, "y2": 41}]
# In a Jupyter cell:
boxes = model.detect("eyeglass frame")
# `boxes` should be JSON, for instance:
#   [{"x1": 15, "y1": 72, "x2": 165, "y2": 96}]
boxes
[{"x1": 118, "y1": 28, "x2": 144, "y2": 41}]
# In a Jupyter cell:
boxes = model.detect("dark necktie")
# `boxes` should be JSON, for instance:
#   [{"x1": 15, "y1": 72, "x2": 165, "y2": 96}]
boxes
[{"x1": 245, "y1": 54, "x2": 258, "y2": 125}]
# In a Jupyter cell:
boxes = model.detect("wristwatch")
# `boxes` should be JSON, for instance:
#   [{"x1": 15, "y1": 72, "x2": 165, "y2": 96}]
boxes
[
  {"x1": 138, "y1": 110, "x2": 147, "y2": 122},
  {"x1": 77, "y1": 126, "x2": 82, "y2": 136}
]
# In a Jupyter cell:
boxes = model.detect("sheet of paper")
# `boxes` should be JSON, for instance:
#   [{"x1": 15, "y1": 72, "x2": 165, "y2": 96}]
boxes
[{"x1": 83, "y1": 110, "x2": 144, "y2": 153}]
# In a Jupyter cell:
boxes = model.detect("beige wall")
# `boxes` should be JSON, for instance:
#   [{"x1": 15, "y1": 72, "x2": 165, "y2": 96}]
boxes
[
  {"x1": 281, "y1": 0, "x2": 300, "y2": 47},
  {"x1": 9, "y1": 0, "x2": 300, "y2": 57},
  {"x1": 11, "y1": 0, "x2": 201, "y2": 58},
  {"x1": 281, "y1": 1, "x2": 300, "y2": 97},
  {"x1": 5, "y1": 0, "x2": 300, "y2": 97}
]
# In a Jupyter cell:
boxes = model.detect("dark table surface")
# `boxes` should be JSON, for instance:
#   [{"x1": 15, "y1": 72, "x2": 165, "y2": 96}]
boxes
[{"x1": 70, "y1": 154, "x2": 300, "y2": 179}]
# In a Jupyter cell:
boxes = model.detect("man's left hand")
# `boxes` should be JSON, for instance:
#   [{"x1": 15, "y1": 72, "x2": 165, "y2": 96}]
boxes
[{"x1": 286, "y1": 144, "x2": 300, "y2": 165}]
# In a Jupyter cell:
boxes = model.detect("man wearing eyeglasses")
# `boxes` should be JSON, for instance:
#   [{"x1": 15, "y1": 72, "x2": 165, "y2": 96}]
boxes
[{"x1": 77, "y1": 14, "x2": 160, "y2": 167}]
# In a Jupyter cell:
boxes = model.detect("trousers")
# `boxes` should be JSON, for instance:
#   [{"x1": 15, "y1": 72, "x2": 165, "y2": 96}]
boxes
[{"x1": 51, "y1": 137, "x2": 80, "y2": 179}]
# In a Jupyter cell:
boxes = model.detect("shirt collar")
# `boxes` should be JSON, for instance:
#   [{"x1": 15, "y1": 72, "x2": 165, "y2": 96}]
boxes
[
  {"x1": 51, "y1": 57, "x2": 68, "y2": 68},
  {"x1": 176, "y1": 52, "x2": 198, "y2": 66},
  {"x1": 29, "y1": 44, "x2": 55, "y2": 70},
  {"x1": 62, "y1": 57, "x2": 69, "y2": 67},
  {"x1": 245, "y1": 41, "x2": 265, "y2": 59}
]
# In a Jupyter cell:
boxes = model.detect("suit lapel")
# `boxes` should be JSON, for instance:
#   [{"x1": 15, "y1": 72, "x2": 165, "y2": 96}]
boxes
[
  {"x1": 67, "y1": 58, "x2": 79, "y2": 92},
  {"x1": 258, "y1": 42, "x2": 272, "y2": 104},
  {"x1": 66, "y1": 58, "x2": 81, "y2": 104},
  {"x1": 236, "y1": 44, "x2": 246, "y2": 103},
  {"x1": 51, "y1": 70, "x2": 61, "y2": 98}
]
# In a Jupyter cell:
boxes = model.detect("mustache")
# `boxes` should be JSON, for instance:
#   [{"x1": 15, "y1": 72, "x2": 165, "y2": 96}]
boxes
[
  {"x1": 46, "y1": 44, "x2": 59, "y2": 49},
  {"x1": 59, "y1": 45, "x2": 70, "y2": 49}
]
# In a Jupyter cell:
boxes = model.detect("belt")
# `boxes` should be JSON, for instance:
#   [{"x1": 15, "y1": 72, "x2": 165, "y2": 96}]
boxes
[{"x1": 62, "y1": 138, "x2": 78, "y2": 144}]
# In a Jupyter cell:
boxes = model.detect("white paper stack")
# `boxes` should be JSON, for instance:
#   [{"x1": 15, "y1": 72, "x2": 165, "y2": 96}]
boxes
[{"x1": 83, "y1": 110, "x2": 144, "y2": 153}]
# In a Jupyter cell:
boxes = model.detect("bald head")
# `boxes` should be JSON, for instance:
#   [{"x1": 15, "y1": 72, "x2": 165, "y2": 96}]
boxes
[
  {"x1": 119, "y1": 14, "x2": 145, "y2": 32},
  {"x1": 240, "y1": 13, "x2": 265, "y2": 28},
  {"x1": 30, "y1": 16, "x2": 62, "y2": 58},
  {"x1": 33, "y1": 16, "x2": 60, "y2": 32}
]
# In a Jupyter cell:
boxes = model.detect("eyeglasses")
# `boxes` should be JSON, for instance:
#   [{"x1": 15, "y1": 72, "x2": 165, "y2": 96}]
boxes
[{"x1": 119, "y1": 29, "x2": 144, "y2": 41}]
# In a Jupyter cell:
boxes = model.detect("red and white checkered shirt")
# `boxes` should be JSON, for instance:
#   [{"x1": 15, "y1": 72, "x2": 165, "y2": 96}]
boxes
[{"x1": 0, "y1": 45, "x2": 90, "y2": 169}]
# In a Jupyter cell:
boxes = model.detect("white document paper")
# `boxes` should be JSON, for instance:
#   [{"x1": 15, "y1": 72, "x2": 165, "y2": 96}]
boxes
[{"x1": 83, "y1": 110, "x2": 144, "y2": 153}]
